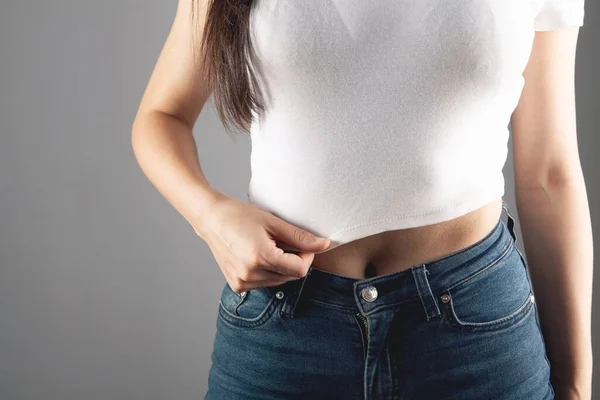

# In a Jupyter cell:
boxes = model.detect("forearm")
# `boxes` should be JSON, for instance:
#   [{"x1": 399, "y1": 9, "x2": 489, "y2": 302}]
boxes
[
  {"x1": 515, "y1": 174, "x2": 594, "y2": 393},
  {"x1": 131, "y1": 110, "x2": 225, "y2": 233}
]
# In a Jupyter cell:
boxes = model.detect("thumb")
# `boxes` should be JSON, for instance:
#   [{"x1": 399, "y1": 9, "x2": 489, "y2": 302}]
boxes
[{"x1": 267, "y1": 217, "x2": 331, "y2": 252}]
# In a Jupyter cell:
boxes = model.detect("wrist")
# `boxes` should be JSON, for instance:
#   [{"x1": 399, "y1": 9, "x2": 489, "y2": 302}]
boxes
[{"x1": 187, "y1": 187, "x2": 229, "y2": 240}]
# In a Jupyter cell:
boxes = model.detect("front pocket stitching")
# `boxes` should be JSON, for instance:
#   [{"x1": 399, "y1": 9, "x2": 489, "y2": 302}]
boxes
[
  {"x1": 447, "y1": 290, "x2": 534, "y2": 329},
  {"x1": 218, "y1": 296, "x2": 278, "y2": 328}
]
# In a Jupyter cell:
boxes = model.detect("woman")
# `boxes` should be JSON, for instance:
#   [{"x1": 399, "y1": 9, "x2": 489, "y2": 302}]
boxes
[{"x1": 131, "y1": 0, "x2": 592, "y2": 399}]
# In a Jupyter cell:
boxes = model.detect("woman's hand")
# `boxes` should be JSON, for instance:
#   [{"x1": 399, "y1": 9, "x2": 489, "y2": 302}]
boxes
[{"x1": 193, "y1": 193, "x2": 331, "y2": 293}]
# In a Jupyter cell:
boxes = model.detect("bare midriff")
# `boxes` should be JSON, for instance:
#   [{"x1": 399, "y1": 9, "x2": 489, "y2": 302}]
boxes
[{"x1": 310, "y1": 197, "x2": 504, "y2": 279}]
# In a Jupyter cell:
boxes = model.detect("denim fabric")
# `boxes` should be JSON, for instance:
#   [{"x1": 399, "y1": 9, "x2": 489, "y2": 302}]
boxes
[{"x1": 205, "y1": 200, "x2": 554, "y2": 400}]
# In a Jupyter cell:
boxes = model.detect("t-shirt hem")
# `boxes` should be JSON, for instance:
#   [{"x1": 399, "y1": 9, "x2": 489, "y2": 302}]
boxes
[{"x1": 315, "y1": 189, "x2": 505, "y2": 254}]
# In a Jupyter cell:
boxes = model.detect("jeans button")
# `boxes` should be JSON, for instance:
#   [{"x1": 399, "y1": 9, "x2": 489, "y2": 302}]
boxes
[{"x1": 361, "y1": 286, "x2": 378, "y2": 302}]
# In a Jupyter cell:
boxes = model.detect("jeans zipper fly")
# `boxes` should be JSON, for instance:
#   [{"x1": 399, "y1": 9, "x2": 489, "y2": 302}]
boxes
[{"x1": 355, "y1": 312, "x2": 369, "y2": 358}]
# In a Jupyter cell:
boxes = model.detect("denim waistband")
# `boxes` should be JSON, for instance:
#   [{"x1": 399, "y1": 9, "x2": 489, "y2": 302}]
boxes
[{"x1": 278, "y1": 199, "x2": 520, "y2": 321}]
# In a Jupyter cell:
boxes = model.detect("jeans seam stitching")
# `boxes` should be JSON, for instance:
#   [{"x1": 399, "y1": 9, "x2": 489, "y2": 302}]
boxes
[
  {"x1": 443, "y1": 239, "x2": 514, "y2": 293},
  {"x1": 217, "y1": 297, "x2": 278, "y2": 327},
  {"x1": 445, "y1": 289, "x2": 534, "y2": 329}
]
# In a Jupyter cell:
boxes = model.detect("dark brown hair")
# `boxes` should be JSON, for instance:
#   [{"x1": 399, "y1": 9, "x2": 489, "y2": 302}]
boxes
[{"x1": 191, "y1": 0, "x2": 266, "y2": 137}]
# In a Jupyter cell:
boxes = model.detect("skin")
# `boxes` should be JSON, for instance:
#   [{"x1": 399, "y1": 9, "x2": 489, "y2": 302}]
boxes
[
  {"x1": 131, "y1": 0, "x2": 592, "y2": 398},
  {"x1": 510, "y1": 27, "x2": 592, "y2": 399}
]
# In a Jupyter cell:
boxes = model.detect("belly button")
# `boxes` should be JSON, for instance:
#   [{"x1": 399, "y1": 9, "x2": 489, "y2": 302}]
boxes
[{"x1": 364, "y1": 262, "x2": 377, "y2": 279}]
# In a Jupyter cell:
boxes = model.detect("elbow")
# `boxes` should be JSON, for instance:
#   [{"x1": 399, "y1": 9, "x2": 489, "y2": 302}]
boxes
[
  {"x1": 131, "y1": 117, "x2": 141, "y2": 147},
  {"x1": 131, "y1": 119, "x2": 141, "y2": 156},
  {"x1": 131, "y1": 111, "x2": 151, "y2": 153},
  {"x1": 515, "y1": 167, "x2": 585, "y2": 199}
]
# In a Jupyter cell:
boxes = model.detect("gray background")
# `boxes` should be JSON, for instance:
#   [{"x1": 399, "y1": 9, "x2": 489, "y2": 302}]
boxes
[{"x1": 0, "y1": 1, "x2": 597, "y2": 399}]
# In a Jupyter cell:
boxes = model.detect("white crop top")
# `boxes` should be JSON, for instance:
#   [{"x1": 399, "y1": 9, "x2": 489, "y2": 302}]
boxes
[{"x1": 245, "y1": 0, "x2": 585, "y2": 254}]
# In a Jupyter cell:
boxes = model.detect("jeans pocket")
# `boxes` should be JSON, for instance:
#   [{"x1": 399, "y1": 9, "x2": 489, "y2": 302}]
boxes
[
  {"x1": 440, "y1": 242, "x2": 536, "y2": 333},
  {"x1": 217, "y1": 282, "x2": 281, "y2": 329}
]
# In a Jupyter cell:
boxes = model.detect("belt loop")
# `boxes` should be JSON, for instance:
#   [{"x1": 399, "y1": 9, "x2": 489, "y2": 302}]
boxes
[
  {"x1": 501, "y1": 199, "x2": 517, "y2": 245},
  {"x1": 411, "y1": 264, "x2": 441, "y2": 321},
  {"x1": 280, "y1": 267, "x2": 313, "y2": 319}
]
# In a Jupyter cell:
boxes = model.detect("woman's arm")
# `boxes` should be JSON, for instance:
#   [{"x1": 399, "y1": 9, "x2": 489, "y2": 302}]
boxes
[
  {"x1": 130, "y1": 0, "x2": 331, "y2": 290},
  {"x1": 131, "y1": 0, "x2": 223, "y2": 236},
  {"x1": 510, "y1": 26, "x2": 593, "y2": 399}
]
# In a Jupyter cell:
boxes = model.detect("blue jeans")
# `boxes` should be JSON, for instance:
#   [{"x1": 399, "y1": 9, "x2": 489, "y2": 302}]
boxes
[{"x1": 205, "y1": 200, "x2": 554, "y2": 400}]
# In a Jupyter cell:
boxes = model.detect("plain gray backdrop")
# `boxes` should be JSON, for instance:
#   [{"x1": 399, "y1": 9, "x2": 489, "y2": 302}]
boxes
[{"x1": 0, "y1": 1, "x2": 598, "y2": 399}]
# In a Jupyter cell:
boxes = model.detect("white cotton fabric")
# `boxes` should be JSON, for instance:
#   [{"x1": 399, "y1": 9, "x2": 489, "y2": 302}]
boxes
[{"x1": 245, "y1": 0, "x2": 585, "y2": 254}]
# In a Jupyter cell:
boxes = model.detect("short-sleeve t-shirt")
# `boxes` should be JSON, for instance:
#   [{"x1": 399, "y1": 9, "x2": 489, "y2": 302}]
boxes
[{"x1": 245, "y1": 0, "x2": 585, "y2": 253}]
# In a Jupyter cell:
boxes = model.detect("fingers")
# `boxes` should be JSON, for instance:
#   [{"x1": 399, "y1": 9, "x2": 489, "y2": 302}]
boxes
[
  {"x1": 257, "y1": 243, "x2": 315, "y2": 278},
  {"x1": 228, "y1": 276, "x2": 298, "y2": 293},
  {"x1": 226, "y1": 240, "x2": 316, "y2": 293},
  {"x1": 227, "y1": 262, "x2": 302, "y2": 292},
  {"x1": 266, "y1": 216, "x2": 331, "y2": 253},
  {"x1": 236, "y1": 260, "x2": 305, "y2": 282}
]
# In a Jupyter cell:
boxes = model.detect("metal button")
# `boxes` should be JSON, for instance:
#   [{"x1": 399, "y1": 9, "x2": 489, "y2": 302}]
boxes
[
  {"x1": 361, "y1": 286, "x2": 378, "y2": 302},
  {"x1": 240, "y1": 291, "x2": 247, "y2": 297},
  {"x1": 276, "y1": 291, "x2": 285, "y2": 299},
  {"x1": 440, "y1": 293, "x2": 450, "y2": 303},
  {"x1": 530, "y1": 294, "x2": 535, "y2": 303}
]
